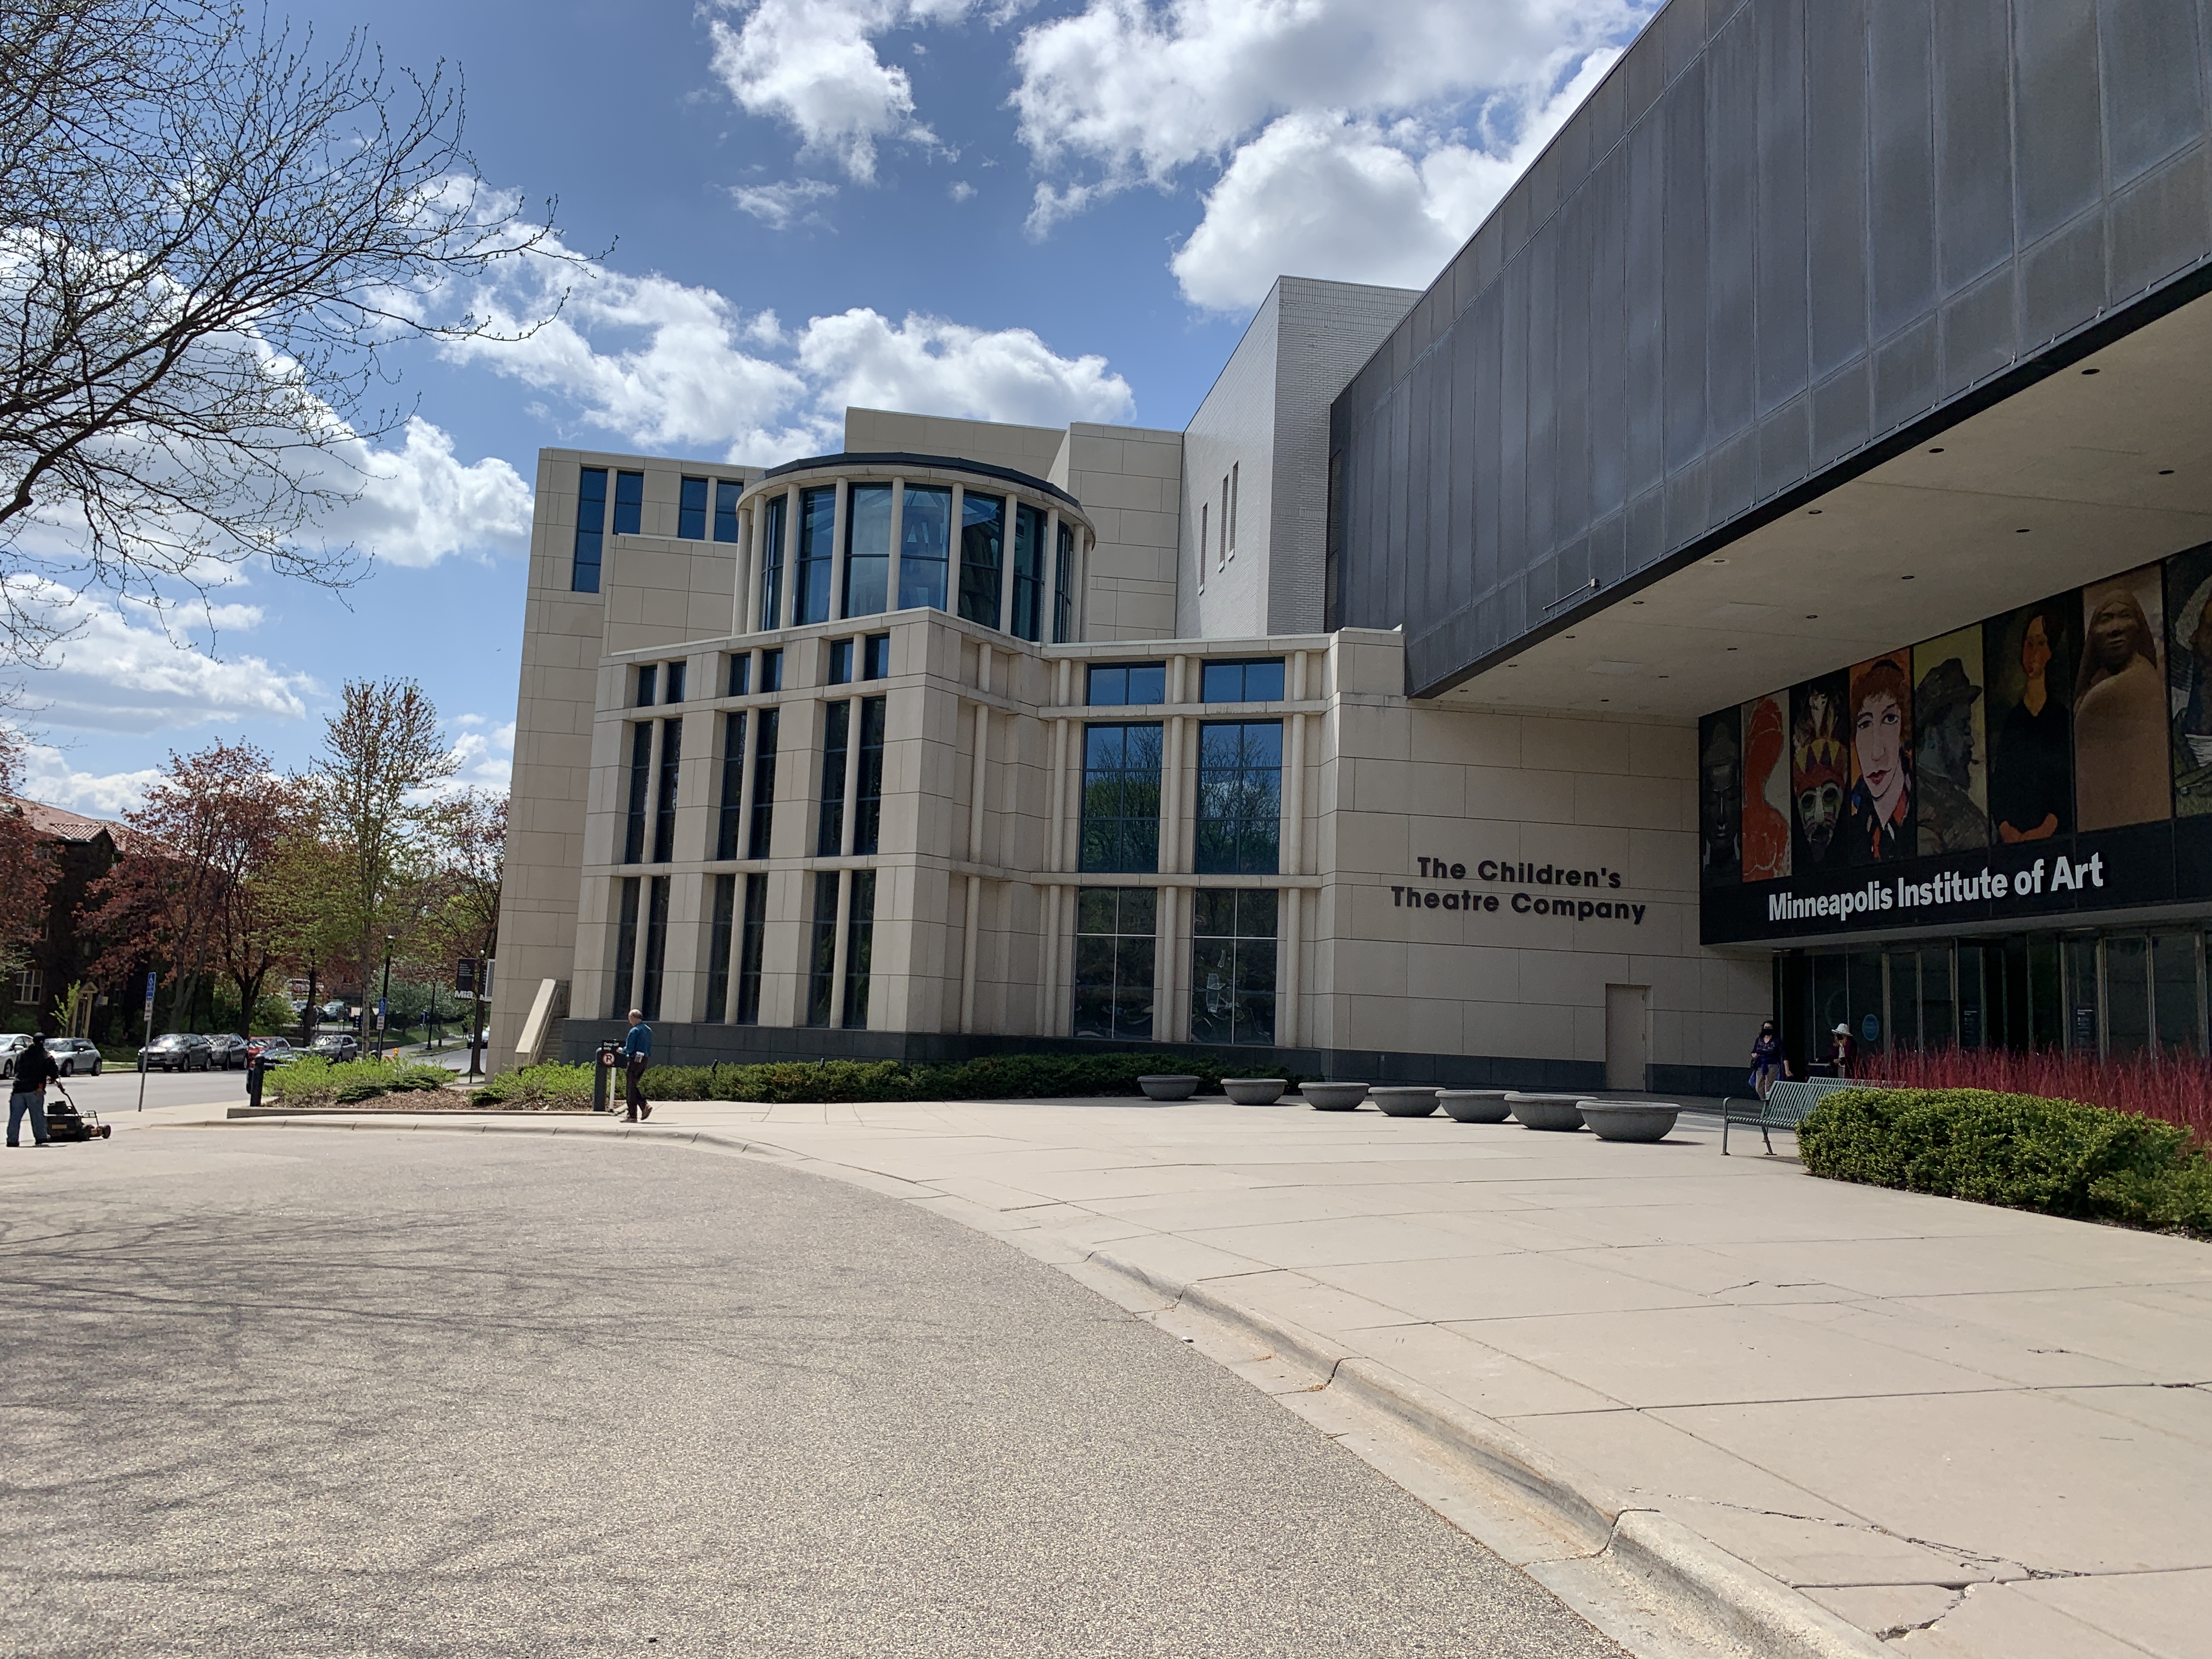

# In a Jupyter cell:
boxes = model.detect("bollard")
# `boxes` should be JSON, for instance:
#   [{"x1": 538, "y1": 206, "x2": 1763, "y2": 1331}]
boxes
[{"x1": 247, "y1": 1055, "x2": 263, "y2": 1111}]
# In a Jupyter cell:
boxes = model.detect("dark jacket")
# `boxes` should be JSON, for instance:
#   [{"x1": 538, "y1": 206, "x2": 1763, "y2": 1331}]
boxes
[{"x1": 12, "y1": 1045, "x2": 58, "y2": 1092}]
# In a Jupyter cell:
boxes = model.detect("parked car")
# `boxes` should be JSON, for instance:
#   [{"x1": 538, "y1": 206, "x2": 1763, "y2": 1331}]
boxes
[
  {"x1": 205, "y1": 1034, "x2": 250, "y2": 1070},
  {"x1": 47, "y1": 1037, "x2": 103, "y2": 1077},
  {"x1": 139, "y1": 1032, "x2": 214, "y2": 1072},
  {"x1": 246, "y1": 1036, "x2": 298, "y2": 1066},
  {"x1": 0, "y1": 1032, "x2": 29, "y2": 1079},
  {"x1": 306, "y1": 1033, "x2": 360, "y2": 1062}
]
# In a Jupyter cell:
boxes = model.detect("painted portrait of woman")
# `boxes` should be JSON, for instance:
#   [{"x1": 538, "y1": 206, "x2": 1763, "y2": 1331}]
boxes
[
  {"x1": 1846, "y1": 652, "x2": 1913, "y2": 864},
  {"x1": 1984, "y1": 596, "x2": 2076, "y2": 842},
  {"x1": 2075, "y1": 565, "x2": 2170, "y2": 831}
]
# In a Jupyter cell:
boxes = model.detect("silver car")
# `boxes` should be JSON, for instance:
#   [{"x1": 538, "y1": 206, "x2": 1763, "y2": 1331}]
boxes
[
  {"x1": 46, "y1": 1037, "x2": 103, "y2": 1077},
  {"x1": 0, "y1": 1032, "x2": 27, "y2": 1079}
]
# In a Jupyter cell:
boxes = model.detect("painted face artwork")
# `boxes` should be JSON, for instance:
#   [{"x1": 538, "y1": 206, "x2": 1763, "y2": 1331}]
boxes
[
  {"x1": 1792, "y1": 688, "x2": 1847, "y2": 860},
  {"x1": 1741, "y1": 693, "x2": 1791, "y2": 879},
  {"x1": 1855, "y1": 693, "x2": 1904, "y2": 819}
]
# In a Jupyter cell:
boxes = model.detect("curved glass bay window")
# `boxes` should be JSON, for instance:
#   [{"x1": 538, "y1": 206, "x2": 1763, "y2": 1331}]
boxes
[
  {"x1": 844, "y1": 483, "x2": 892, "y2": 617},
  {"x1": 736, "y1": 455, "x2": 1091, "y2": 645},
  {"x1": 900, "y1": 486, "x2": 951, "y2": 610},
  {"x1": 795, "y1": 487, "x2": 836, "y2": 625},
  {"x1": 958, "y1": 492, "x2": 1004, "y2": 628}
]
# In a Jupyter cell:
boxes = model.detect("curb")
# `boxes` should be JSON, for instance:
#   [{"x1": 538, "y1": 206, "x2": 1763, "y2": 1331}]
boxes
[
  {"x1": 1086, "y1": 1248, "x2": 1887, "y2": 1659},
  {"x1": 202, "y1": 1111, "x2": 1884, "y2": 1658}
]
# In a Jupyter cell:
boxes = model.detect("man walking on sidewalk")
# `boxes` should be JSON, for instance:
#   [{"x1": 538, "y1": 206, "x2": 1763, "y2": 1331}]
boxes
[
  {"x1": 8, "y1": 1033, "x2": 57, "y2": 1147},
  {"x1": 621, "y1": 1009, "x2": 652, "y2": 1122}
]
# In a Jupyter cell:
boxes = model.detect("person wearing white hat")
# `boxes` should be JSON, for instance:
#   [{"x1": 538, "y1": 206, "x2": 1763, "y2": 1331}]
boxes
[{"x1": 1825, "y1": 1022, "x2": 1858, "y2": 1079}]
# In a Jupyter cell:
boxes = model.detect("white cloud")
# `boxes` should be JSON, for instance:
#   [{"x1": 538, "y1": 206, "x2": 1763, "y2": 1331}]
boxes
[
  {"x1": 796, "y1": 309, "x2": 1136, "y2": 427},
  {"x1": 1169, "y1": 52, "x2": 1618, "y2": 309},
  {"x1": 729, "y1": 178, "x2": 840, "y2": 228},
  {"x1": 325, "y1": 417, "x2": 534, "y2": 568},
  {"x1": 949, "y1": 180, "x2": 976, "y2": 202},
  {"x1": 18, "y1": 742, "x2": 163, "y2": 816},
  {"x1": 708, "y1": 0, "x2": 973, "y2": 182},
  {"x1": 447, "y1": 239, "x2": 1138, "y2": 460},
  {"x1": 1011, "y1": 0, "x2": 1638, "y2": 189},
  {"x1": 441, "y1": 716, "x2": 515, "y2": 794},
  {"x1": 9, "y1": 579, "x2": 315, "y2": 736}
]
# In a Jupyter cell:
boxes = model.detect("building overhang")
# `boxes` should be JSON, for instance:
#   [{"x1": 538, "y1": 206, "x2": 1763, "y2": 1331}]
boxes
[{"x1": 1434, "y1": 279, "x2": 2212, "y2": 720}]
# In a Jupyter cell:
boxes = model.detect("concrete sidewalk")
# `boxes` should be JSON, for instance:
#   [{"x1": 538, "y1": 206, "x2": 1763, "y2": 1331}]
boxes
[{"x1": 162, "y1": 1094, "x2": 2211, "y2": 1657}]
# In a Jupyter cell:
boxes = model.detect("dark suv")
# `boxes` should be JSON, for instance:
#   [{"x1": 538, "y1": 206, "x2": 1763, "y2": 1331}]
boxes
[{"x1": 139, "y1": 1032, "x2": 213, "y2": 1072}]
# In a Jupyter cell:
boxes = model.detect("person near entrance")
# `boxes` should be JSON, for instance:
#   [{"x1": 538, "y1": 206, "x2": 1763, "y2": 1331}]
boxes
[
  {"x1": 621, "y1": 1008, "x2": 652, "y2": 1122},
  {"x1": 1821, "y1": 1022, "x2": 1858, "y2": 1079},
  {"x1": 8, "y1": 1033, "x2": 58, "y2": 1147},
  {"x1": 1748, "y1": 1022, "x2": 1790, "y2": 1101}
]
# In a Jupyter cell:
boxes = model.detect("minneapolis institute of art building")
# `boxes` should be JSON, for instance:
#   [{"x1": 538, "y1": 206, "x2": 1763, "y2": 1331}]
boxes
[{"x1": 490, "y1": 0, "x2": 2212, "y2": 1088}]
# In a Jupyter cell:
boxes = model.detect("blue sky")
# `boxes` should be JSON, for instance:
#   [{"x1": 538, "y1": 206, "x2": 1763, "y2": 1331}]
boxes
[{"x1": 16, "y1": 0, "x2": 1649, "y2": 813}]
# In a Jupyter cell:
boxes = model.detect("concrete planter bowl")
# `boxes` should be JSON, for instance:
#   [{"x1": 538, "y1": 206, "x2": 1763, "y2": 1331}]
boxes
[
  {"x1": 1440, "y1": 1089, "x2": 1513, "y2": 1123},
  {"x1": 1301, "y1": 1081, "x2": 1369, "y2": 1111},
  {"x1": 1372, "y1": 1086, "x2": 1443, "y2": 1118},
  {"x1": 1505, "y1": 1092, "x2": 1587, "y2": 1132},
  {"x1": 1223, "y1": 1077, "x2": 1288, "y2": 1105},
  {"x1": 1138, "y1": 1075, "x2": 1200, "y2": 1102},
  {"x1": 1577, "y1": 1101, "x2": 1681, "y2": 1142}
]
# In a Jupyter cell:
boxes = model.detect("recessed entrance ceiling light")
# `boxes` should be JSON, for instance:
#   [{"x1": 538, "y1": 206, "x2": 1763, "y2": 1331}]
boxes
[
  {"x1": 1808, "y1": 508, "x2": 1823, "y2": 515},
  {"x1": 2083, "y1": 367, "x2": 2101, "y2": 375},
  {"x1": 2016, "y1": 527, "x2": 2031, "y2": 534},
  {"x1": 2162, "y1": 469, "x2": 2176, "y2": 476},
  {"x1": 1805, "y1": 614, "x2": 1818, "y2": 619},
  {"x1": 1901, "y1": 574, "x2": 1915, "y2": 580},
  {"x1": 1928, "y1": 446, "x2": 1944, "y2": 453},
  {"x1": 1711, "y1": 556, "x2": 1728, "y2": 565}
]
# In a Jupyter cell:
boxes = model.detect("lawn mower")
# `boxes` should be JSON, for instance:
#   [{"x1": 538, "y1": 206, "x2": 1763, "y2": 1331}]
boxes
[{"x1": 43, "y1": 1084, "x2": 110, "y2": 1142}]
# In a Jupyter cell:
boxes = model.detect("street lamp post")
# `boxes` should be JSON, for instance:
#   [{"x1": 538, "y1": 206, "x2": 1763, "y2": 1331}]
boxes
[{"x1": 377, "y1": 934, "x2": 394, "y2": 1061}]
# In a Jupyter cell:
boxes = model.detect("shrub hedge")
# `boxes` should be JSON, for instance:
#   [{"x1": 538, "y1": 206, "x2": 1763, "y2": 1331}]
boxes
[
  {"x1": 1798, "y1": 1086, "x2": 2212, "y2": 1237},
  {"x1": 470, "y1": 1050, "x2": 1276, "y2": 1109},
  {"x1": 264, "y1": 1057, "x2": 455, "y2": 1107}
]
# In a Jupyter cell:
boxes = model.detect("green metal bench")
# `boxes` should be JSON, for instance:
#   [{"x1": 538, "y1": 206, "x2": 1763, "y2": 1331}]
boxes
[{"x1": 1723, "y1": 1076, "x2": 1884, "y2": 1155}]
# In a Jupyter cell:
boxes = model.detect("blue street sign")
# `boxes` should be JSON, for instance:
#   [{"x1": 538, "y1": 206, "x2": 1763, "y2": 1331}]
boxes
[{"x1": 143, "y1": 971, "x2": 156, "y2": 1014}]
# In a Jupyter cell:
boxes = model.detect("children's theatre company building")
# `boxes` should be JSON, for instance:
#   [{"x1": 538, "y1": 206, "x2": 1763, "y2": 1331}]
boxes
[{"x1": 490, "y1": 0, "x2": 2212, "y2": 1088}]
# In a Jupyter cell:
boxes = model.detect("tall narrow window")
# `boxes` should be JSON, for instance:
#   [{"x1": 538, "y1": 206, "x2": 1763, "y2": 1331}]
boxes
[
  {"x1": 760, "y1": 648, "x2": 783, "y2": 692},
  {"x1": 634, "y1": 663, "x2": 658, "y2": 707},
  {"x1": 959, "y1": 492, "x2": 1005, "y2": 628},
  {"x1": 652, "y1": 716, "x2": 683, "y2": 863},
  {"x1": 1053, "y1": 521, "x2": 1076, "y2": 644},
  {"x1": 727, "y1": 652, "x2": 751, "y2": 697},
  {"x1": 704, "y1": 873, "x2": 737, "y2": 1022},
  {"x1": 610, "y1": 876, "x2": 640, "y2": 1017},
  {"x1": 1011, "y1": 503, "x2": 1046, "y2": 641},
  {"x1": 623, "y1": 723, "x2": 652, "y2": 864},
  {"x1": 817, "y1": 700, "x2": 851, "y2": 856},
  {"x1": 1190, "y1": 889, "x2": 1277, "y2": 1046},
  {"x1": 863, "y1": 633, "x2": 890, "y2": 679},
  {"x1": 664, "y1": 661, "x2": 686, "y2": 703},
  {"x1": 679, "y1": 476, "x2": 709, "y2": 539},
  {"x1": 1218, "y1": 475, "x2": 1229, "y2": 565},
  {"x1": 843, "y1": 482, "x2": 892, "y2": 617},
  {"x1": 713, "y1": 478, "x2": 742, "y2": 544},
  {"x1": 640, "y1": 874, "x2": 671, "y2": 1019},
  {"x1": 1199, "y1": 503, "x2": 1210, "y2": 589},
  {"x1": 795, "y1": 485, "x2": 836, "y2": 625},
  {"x1": 900, "y1": 485, "x2": 951, "y2": 611},
  {"x1": 842, "y1": 869, "x2": 876, "y2": 1029},
  {"x1": 715, "y1": 712, "x2": 747, "y2": 860},
  {"x1": 759, "y1": 492, "x2": 788, "y2": 628},
  {"x1": 735, "y1": 873, "x2": 768, "y2": 1024},
  {"x1": 854, "y1": 696, "x2": 887, "y2": 855},
  {"x1": 828, "y1": 639, "x2": 854, "y2": 685},
  {"x1": 805, "y1": 872, "x2": 840, "y2": 1026},
  {"x1": 573, "y1": 466, "x2": 607, "y2": 592},
  {"x1": 1324, "y1": 448, "x2": 1344, "y2": 633},
  {"x1": 1195, "y1": 720, "x2": 1282, "y2": 875},
  {"x1": 613, "y1": 469, "x2": 643, "y2": 535},
  {"x1": 747, "y1": 708, "x2": 780, "y2": 858},
  {"x1": 1073, "y1": 887, "x2": 1155, "y2": 1040},
  {"x1": 1080, "y1": 724, "x2": 1164, "y2": 873},
  {"x1": 1229, "y1": 461, "x2": 1239, "y2": 551}
]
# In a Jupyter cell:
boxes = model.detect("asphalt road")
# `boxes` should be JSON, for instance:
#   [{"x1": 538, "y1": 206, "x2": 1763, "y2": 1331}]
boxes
[
  {"x1": 0, "y1": 1131, "x2": 1620, "y2": 1659},
  {"x1": 12, "y1": 1063, "x2": 249, "y2": 1120}
]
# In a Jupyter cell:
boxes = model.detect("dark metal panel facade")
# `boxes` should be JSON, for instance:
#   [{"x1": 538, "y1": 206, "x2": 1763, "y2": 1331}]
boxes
[{"x1": 1330, "y1": 0, "x2": 2212, "y2": 697}]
